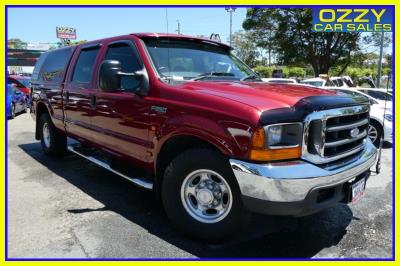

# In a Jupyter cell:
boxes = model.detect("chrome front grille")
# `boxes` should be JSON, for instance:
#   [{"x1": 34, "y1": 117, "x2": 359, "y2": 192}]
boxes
[{"x1": 302, "y1": 105, "x2": 370, "y2": 164}]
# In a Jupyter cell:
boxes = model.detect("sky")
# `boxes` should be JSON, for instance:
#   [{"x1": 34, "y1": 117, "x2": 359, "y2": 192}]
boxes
[
  {"x1": 7, "y1": 7, "x2": 391, "y2": 55},
  {"x1": 7, "y1": 7, "x2": 247, "y2": 45}
]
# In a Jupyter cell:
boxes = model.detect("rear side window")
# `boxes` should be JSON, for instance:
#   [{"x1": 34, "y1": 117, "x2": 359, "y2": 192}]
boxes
[
  {"x1": 31, "y1": 53, "x2": 48, "y2": 82},
  {"x1": 72, "y1": 47, "x2": 100, "y2": 83},
  {"x1": 38, "y1": 48, "x2": 73, "y2": 84}
]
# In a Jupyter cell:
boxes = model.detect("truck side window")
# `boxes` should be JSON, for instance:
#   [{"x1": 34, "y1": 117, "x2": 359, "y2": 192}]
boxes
[
  {"x1": 72, "y1": 47, "x2": 100, "y2": 83},
  {"x1": 36, "y1": 48, "x2": 72, "y2": 84},
  {"x1": 31, "y1": 53, "x2": 48, "y2": 82},
  {"x1": 104, "y1": 43, "x2": 142, "y2": 91}
]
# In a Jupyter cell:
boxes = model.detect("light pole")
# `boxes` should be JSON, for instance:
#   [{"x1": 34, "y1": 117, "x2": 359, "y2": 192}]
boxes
[
  {"x1": 376, "y1": 32, "x2": 385, "y2": 88},
  {"x1": 225, "y1": 7, "x2": 236, "y2": 46}
]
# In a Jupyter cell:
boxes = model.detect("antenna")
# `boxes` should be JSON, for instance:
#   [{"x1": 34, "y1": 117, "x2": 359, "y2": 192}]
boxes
[
  {"x1": 165, "y1": 8, "x2": 171, "y2": 83},
  {"x1": 375, "y1": 72, "x2": 391, "y2": 174},
  {"x1": 176, "y1": 20, "x2": 181, "y2": 34}
]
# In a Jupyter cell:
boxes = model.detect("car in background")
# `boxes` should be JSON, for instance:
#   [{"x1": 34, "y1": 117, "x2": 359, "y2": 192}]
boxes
[
  {"x1": 301, "y1": 76, "x2": 350, "y2": 88},
  {"x1": 7, "y1": 83, "x2": 28, "y2": 119},
  {"x1": 8, "y1": 75, "x2": 31, "y2": 96},
  {"x1": 357, "y1": 88, "x2": 392, "y2": 105},
  {"x1": 261, "y1": 78, "x2": 298, "y2": 84},
  {"x1": 329, "y1": 88, "x2": 392, "y2": 147},
  {"x1": 331, "y1": 76, "x2": 349, "y2": 88},
  {"x1": 300, "y1": 77, "x2": 335, "y2": 87}
]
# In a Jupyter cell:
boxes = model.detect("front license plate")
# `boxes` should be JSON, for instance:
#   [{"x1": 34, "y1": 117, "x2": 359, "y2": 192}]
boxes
[{"x1": 351, "y1": 178, "x2": 366, "y2": 203}]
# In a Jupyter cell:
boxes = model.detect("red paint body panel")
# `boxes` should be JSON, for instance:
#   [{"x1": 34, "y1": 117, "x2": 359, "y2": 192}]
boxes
[{"x1": 31, "y1": 34, "x2": 343, "y2": 175}]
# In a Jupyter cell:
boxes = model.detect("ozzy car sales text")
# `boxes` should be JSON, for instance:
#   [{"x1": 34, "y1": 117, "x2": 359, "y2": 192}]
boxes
[{"x1": 312, "y1": 8, "x2": 392, "y2": 32}]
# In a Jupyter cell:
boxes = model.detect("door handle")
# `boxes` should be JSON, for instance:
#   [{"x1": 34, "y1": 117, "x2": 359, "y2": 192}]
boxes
[{"x1": 90, "y1": 94, "x2": 97, "y2": 109}]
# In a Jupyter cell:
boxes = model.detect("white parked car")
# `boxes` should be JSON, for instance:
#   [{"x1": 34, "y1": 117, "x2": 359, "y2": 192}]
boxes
[
  {"x1": 357, "y1": 88, "x2": 392, "y2": 106},
  {"x1": 300, "y1": 77, "x2": 331, "y2": 87},
  {"x1": 301, "y1": 76, "x2": 349, "y2": 88},
  {"x1": 331, "y1": 76, "x2": 349, "y2": 88},
  {"x1": 262, "y1": 78, "x2": 298, "y2": 84},
  {"x1": 330, "y1": 88, "x2": 392, "y2": 147}
]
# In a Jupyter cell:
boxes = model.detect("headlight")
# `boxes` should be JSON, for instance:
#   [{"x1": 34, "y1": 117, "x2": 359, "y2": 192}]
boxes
[
  {"x1": 250, "y1": 123, "x2": 303, "y2": 161},
  {"x1": 266, "y1": 123, "x2": 303, "y2": 148},
  {"x1": 384, "y1": 114, "x2": 392, "y2": 122}
]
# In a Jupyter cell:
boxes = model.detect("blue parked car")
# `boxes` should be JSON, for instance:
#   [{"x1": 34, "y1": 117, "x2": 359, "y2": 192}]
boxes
[{"x1": 7, "y1": 83, "x2": 28, "y2": 119}]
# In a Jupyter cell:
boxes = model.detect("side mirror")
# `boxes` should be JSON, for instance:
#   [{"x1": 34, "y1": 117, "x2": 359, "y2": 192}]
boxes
[
  {"x1": 99, "y1": 60, "x2": 122, "y2": 91},
  {"x1": 99, "y1": 60, "x2": 149, "y2": 96}
]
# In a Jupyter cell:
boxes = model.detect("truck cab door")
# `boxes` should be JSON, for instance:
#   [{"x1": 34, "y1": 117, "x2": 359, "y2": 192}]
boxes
[
  {"x1": 90, "y1": 40, "x2": 152, "y2": 165},
  {"x1": 63, "y1": 44, "x2": 101, "y2": 142}
]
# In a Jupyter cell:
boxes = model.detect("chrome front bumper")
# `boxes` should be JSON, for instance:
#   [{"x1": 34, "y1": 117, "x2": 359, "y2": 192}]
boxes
[{"x1": 230, "y1": 139, "x2": 377, "y2": 203}]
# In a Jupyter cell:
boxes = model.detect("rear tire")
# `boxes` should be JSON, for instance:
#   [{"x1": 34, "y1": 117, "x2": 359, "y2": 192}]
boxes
[
  {"x1": 39, "y1": 113, "x2": 67, "y2": 156},
  {"x1": 161, "y1": 148, "x2": 249, "y2": 240}
]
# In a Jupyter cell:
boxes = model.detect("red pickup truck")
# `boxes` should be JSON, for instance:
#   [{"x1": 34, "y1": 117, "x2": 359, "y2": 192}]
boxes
[{"x1": 30, "y1": 33, "x2": 377, "y2": 239}]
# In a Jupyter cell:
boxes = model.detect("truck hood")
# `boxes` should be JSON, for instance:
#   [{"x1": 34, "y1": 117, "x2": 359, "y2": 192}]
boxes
[{"x1": 183, "y1": 81, "x2": 360, "y2": 111}]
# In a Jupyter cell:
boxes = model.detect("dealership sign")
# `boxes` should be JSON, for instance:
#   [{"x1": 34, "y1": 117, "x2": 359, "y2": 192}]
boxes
[
  {"x1": 312, "y1": 8, "x2": 392, "y2": 32},
  {"x1": 56, "y1": 27, "x2": 76, "y2": 39}
]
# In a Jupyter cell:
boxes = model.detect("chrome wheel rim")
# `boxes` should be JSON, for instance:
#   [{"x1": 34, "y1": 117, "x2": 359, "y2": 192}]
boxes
[
  {"x1": 42, "y1": 123, "x2": 51, "y2": 148},
  {"x1": 368, "y1": 125, "x2": 378, "y2": 143},
  {"x1": 180, "y1": 169, "x2": 233, "y2": 224}
]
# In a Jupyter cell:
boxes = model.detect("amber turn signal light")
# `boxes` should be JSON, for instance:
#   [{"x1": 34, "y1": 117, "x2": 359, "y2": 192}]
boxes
[
  {"x1": 249, "y1": 146, "x2": 302, "y2": 161},
  {"x1": 249, "y1": 127, "x2": 301, "y2": 161}
]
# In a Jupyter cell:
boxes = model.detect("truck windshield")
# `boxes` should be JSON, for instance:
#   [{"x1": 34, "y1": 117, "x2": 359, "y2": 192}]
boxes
[{"x1": 144, "y1": 38, "x2": 256, "y2": 82}]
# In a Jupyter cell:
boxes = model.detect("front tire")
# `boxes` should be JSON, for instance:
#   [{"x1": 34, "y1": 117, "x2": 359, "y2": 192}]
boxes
[
  {"x1": 368, "y1": 120, "x2": 383, "y2": 147},
  {"x1": 161, "y1": 148, "x2": 249, "y2": 239},
  {"x1": 39, "y1": 113, "x2": 67, "y2": 156}
]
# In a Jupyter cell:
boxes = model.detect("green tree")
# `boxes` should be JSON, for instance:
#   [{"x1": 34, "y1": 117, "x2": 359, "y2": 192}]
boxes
[
  {"x1": 243, "y1": 8, "x2": 361, "y2": 76},
  {"x1": 230, "y1": 31, "x2": 259, "y2": 68},
  {"x1": 8, "y1": 38, "x2": 27, "y2": 49}
]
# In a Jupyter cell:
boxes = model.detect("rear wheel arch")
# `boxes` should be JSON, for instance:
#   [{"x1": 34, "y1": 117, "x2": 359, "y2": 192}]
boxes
[{"x1": 35, "y1": 102, "x2": 51, "y2": 140}]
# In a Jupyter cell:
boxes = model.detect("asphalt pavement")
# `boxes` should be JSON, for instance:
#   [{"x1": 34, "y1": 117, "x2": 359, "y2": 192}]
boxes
[{"x1": 7, "y1": 112, "x2": 394, "y2": 259}]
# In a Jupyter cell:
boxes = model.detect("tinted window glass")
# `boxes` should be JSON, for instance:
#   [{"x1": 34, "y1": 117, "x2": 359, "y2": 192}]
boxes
[
  {"x1": 31, "y1": 53, "x2": 48, "y2": 82},
  {"x1": 325, "y1": 80, "x2": 334, "y2": 86},
  {"x1": 39, "y1": 48, "x2": 72, "y2": 83},
  {"x1": 72, "y1": 47, "x2": 100, "y2": 83},
  {"x1": 104, "y1": 43, "x2": 142, "y2": 91},
  {"x1": 365, "y1": 90, "x2": 392, "y2": 101},
  {"x1": 144, "y1": 39, "x2": 254, "y2": 82}
]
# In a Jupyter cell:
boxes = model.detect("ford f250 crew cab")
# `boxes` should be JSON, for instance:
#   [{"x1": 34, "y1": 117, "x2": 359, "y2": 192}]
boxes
[{"x1": 30, "y1": 33, "x2": 377, "y2": 239}]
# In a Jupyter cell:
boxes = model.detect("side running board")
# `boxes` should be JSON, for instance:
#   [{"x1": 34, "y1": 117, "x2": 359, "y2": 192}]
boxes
[{"x1": 67, "y1": 145, "x2": 153, "y2": 190}]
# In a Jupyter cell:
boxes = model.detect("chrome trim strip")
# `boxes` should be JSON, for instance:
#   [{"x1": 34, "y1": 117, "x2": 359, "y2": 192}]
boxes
[
  {"x1": 325, "y1": 130, "x2": 367, "y2": 147},
  {"x1": 326, "y1": 118, "x2": 369, "y2": 132},
  {"x1": 230, "y1": 139, "x2": 377, "y2": 202},
  {"x1": 67, "y1": 146, "x2": 153, "y2": 190}
]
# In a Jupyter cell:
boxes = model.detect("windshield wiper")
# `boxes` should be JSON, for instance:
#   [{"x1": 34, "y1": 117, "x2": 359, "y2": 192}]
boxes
[
  {"x1": 240, "y1": 73, "x2": 261, "y2": 82},
  {"x1": 191, "y1": 72, "x2": 235, "y2": 81}
]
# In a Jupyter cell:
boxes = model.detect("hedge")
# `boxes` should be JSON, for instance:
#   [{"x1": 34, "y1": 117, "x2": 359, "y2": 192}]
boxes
[{"x1": 253, "y1": 65, "x2": 392, "y2": 81}]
